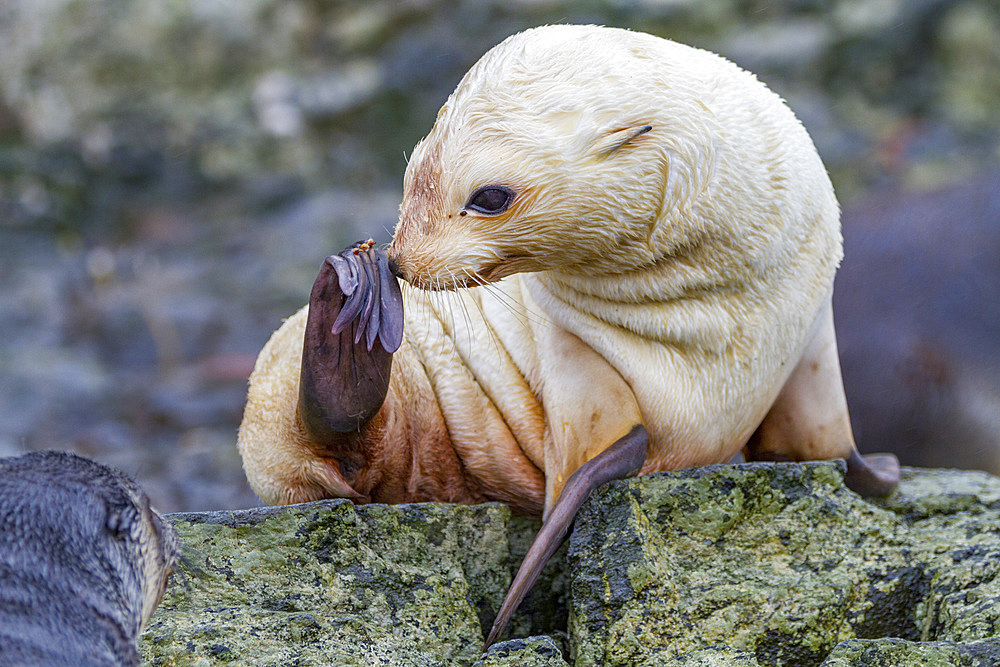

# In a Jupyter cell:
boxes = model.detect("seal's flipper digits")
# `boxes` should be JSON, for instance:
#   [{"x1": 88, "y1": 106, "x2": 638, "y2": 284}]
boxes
[
  {"x1": 331, "y1": 254, "x2": 366, "y2": 335},
  {"x1": 377, "y1": 251, "x2": 404, "y2": 352},
  {"x1": 484, "y1": 424, "x2": 649, "y2": 648},
  {"x1": 845, "y1": 450, "x2": 900, "y2": 498},
  {"x1": 360, "y1": 251, "x2": 382, "y2": 351},
  {"x1": 298, "y1": 241, "x2": 404, "y2": 450}
]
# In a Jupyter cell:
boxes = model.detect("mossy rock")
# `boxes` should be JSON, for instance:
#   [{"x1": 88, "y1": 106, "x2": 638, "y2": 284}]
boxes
[
  {"x1": 141, "y1": 500, "x2": 535, "y2": 666},
  {"x1": 824, "y1": 637, "x2": 1000, "y2": 666},
  {"x1": 140, "y1": 463, "x2": 1000, "y2": 665},
  {"x1": 568, "y1": 462, "x2": 1000, "y2": 666},
  {"x1": 471, "y1": 635, "x2": 568, "y2": 667}
]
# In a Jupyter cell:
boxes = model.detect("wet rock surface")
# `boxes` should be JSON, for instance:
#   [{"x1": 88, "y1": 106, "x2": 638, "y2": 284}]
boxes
[
  {"x1": 569, "y1": 463, "x2": 1000, "y2": 666},
  {"x1": 824, "y1": 637, "x2": 1000, "y2": 667},
  {"x1": 472, "y1": 636, "x2": 569, "y2": 667},
  {"x1": 143, "y1": 464, "x2": 1000, "y2": 665},
  {"x1": 2, "y1": 0, "x2": 999, "y2": 512},
  {"x1": 144, "y1": 500, "x2": 515, "y2": 665}
]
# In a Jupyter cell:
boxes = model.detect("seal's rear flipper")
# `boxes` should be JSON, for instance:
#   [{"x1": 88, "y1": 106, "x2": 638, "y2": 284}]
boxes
[
  {"x1": 298, "y1": 241, "x2": 403, "y2": 476},
  {"x1": 845, "y1": 450, "x2": 900, "y2": 498},
  {"x1": 484, "y1": 424, "x2": 648, "y2": 649},
  {"x1": 744, "y1": 298, "x2": 899, "y2": 497}
]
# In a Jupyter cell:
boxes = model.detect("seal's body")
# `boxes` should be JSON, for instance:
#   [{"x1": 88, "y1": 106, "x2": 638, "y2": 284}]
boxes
[
  {"x1": 0, "y1": 451, "x2": 179, "y2": 666},
  {"x1": 240, "y1": 25, "x2": 900, "y2": 644},
  {"x1": 240, "y1": 25, "x2": 873, "y2": 514}
]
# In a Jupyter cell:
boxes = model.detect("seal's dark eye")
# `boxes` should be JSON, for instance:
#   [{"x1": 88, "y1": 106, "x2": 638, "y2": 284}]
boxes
[{"x1": 466, "y1": 186, "x2": 514, "y2": 215}]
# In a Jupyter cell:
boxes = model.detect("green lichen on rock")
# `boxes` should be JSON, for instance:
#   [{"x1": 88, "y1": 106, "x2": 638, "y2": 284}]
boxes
[
  {"x1": 653, "y1": 646, "x2": 761, "y2": 666},
  {"x1": 824, "y1": 637, "x2": 1000, "y2": 666},
  {"x1": 141, "y1": 499, "x2": 513, "y2": 666},
  {"x1": 140, "y1": 464, "x2": 1000, "y2": 665},
  {"x1": 471, "y1": 635, "x2": 568, "y2": 667},
  {"x1": 885, "y1": 470, "x2": 1000, "y2": 645},
  {"x1": 567, "y1": 462, "x2": 1000, "y2": 667}
]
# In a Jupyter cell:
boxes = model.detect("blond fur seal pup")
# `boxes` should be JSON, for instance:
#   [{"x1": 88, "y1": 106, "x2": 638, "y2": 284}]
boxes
[
  {"x1": 0, "y1": 451, "x2": 179, "y2": 665},
  {"x1": 238, "y1": 25, "x2": 899, "y2": 645}
]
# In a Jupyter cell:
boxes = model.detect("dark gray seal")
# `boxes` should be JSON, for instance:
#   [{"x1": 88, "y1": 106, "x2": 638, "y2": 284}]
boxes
[
  {"x1": 0, "y1": 451, "x2": 179, "y2": 666},
  {"x1": 836, "y1": 171, "x2": 1000, "y2": 472}
]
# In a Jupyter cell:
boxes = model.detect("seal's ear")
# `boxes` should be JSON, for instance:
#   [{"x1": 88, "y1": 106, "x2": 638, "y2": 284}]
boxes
[
  {"x1": 105, "y1": 496, "x2": 139, "y2": 539},
  {"x1": 592, "y1": 124, "x2": 652, "y2": 157}
]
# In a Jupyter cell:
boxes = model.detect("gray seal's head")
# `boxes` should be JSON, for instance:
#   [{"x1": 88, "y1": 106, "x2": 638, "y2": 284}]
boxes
[{"x1": 0, "y1": 451, "x2": 179, "y2": 666}]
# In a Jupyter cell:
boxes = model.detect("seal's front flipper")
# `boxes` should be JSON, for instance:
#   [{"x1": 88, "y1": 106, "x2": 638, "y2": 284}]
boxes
[
  {"x1": 298, "y1": 240, "x2": 403, "y2": 461},
  {"x1": 845, "y1": 450, "x2": 899, "y2": 498},
  {"x1": 484, "y1": 424, "x2": 648, "y2": 648}
]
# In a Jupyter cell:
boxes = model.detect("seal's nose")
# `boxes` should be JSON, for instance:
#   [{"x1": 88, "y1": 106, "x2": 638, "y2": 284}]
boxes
[
  {"x1": 387, "y1": 256, "x2": 402, "y2": 279},
  {"x1": 386, "y1": 240, "x2": 413, "y2": 284}
]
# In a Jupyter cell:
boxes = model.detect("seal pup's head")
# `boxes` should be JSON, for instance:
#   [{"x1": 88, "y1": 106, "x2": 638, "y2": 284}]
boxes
[
  {"x1": 388, "y1": 24, "x2": 837, "y2": 301},
  {"x1": 0, "y1": 451, "x2": 180, "y2": 663},
  {"x1": 389, "y1": 25, "x2": 688, "y2": 288}
]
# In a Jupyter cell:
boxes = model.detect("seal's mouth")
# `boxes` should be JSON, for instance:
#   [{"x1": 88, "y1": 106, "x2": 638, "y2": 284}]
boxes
[
  {"x1": 401, "y1": 258, "x2": 528, "y2": 291},
  {"x1": 387, "y1": 240, "x2": 535, "y2": 291},
  {"x1": 478, "y1": 261, "x2": 513, "y2": 284},
  {"x1": 479, "y1": 255, "x2": 534, "y2": 283},
  {"x1": 404, "y1": 274, "x2": 474, "y2": 292}
]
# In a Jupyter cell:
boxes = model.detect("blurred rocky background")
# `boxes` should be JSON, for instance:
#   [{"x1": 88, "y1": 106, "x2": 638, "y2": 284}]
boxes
[{"x1": 1, "y1": 0, "x2": 998, "y2": 512}]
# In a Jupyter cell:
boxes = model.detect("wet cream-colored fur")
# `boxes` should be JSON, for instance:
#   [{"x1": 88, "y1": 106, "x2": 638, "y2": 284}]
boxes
[{"x1": 240, "y1": 25, "x2": 848, "y2": 516}]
